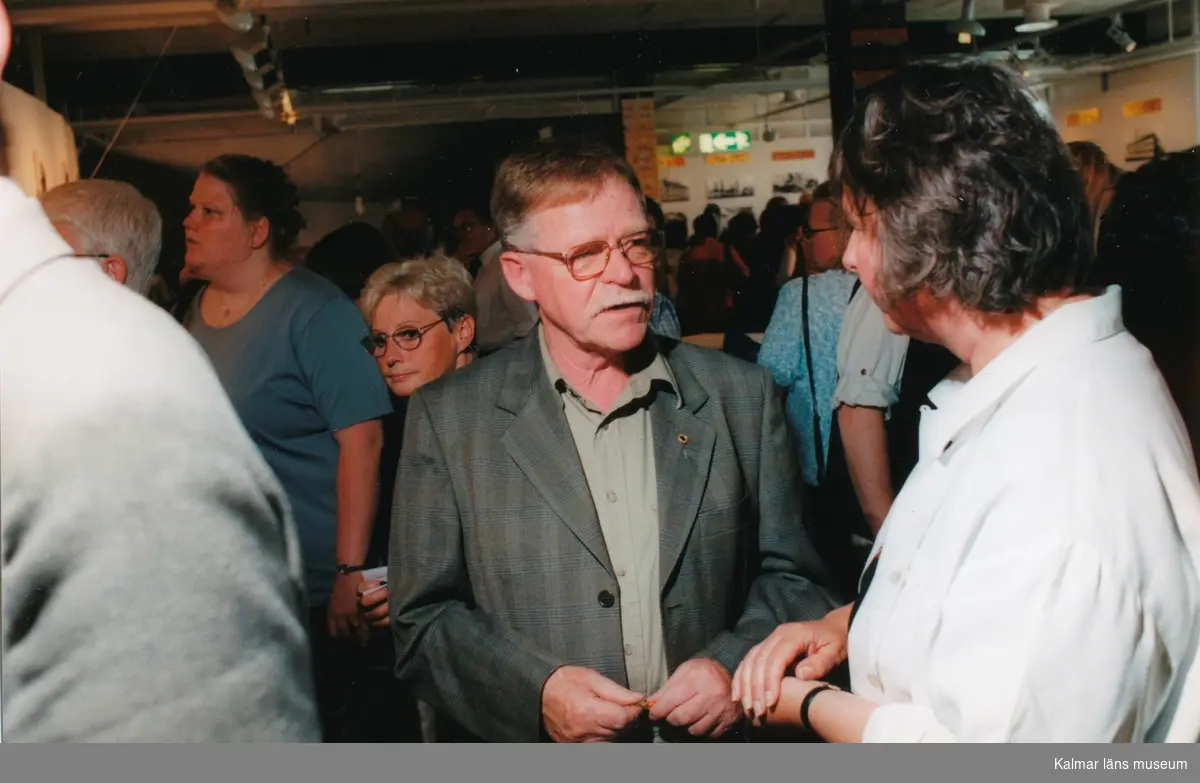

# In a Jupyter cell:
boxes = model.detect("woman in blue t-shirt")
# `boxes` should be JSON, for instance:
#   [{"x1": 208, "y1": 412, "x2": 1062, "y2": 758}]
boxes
[{"x1": 181, "y1": 155, "x2": 392, "y2": 740}]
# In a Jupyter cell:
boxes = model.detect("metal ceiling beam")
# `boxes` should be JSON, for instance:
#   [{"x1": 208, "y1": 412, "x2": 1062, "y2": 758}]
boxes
[
  {"x1": 10, "y1": 0, "x2": 758, "y2": 31},
  {"x1": 70, "y1": 73, "x2": 831, "y2": 136}
]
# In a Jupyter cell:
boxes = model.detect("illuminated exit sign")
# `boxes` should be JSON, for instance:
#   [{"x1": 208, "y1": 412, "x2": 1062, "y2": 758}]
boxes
[{"x1": 699, "y1": 130, "x2": 751, "y2": 154}]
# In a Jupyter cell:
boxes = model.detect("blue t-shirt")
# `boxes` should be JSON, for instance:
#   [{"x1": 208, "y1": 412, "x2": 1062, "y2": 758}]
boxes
[
  {"x1": 758, "y1": 269, "x2": 857, "y2": 486},
  {"x1": 187, "y1": 268, "x2": 392, "y2": 606}
]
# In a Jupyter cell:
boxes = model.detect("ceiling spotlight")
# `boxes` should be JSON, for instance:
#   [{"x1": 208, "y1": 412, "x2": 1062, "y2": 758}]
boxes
[
  {"x1": 242, "y1": 67, "x2": 281, "y2": 92},
  {"x1": 215, "y1": 1, "x2": 254, "y2": 34},
  {"x1": 1015, "y1": 2, "x2": 1059, "y2": 34},
  {"x1": 948, "y1": 0, "x2": 987, "y2": 45},
  {"x1": 1107, "y1": 14, "x2": 1137, "y2": 53},
  {"x1": 231, "y1": 40, "x2": 275, "y2": 74}
]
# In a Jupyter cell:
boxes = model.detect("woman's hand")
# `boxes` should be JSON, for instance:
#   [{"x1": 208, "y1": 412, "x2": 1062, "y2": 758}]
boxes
[
  {"x1": 357, "y1": 579, "x2": 390, "y2": 628},
  {"x1": 732, "y1": 610, "x2": 850, "y2": 721},
  {"x1": 328, "y1": 572, "x2": 369, "y2": 646}
]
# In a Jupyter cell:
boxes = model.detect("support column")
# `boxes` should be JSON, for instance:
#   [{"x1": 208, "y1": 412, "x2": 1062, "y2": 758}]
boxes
[{"x1": 824, "y1": 0, "x2": 909, "y2": 139}]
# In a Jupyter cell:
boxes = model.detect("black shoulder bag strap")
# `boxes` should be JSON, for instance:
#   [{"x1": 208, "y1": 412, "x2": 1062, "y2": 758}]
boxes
[{"x1": 801, "y1": 272, "x2": 826, "y2": 484}]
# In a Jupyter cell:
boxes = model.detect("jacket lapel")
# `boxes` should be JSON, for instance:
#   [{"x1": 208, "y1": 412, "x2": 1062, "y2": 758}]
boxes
[
  {"x1": 654, "y1": 347, "x2": 715, "y2": 591},
  {"x1": 498, "y1": 339, "x2": 613, "y2": 575}
]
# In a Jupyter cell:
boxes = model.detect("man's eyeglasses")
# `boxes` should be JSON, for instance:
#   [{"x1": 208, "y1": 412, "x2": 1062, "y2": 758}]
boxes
[
  {"x1": 360, "y1": 311, "x2": 462, "y2": 357},
  {"x1": 801, "y1": 223, "x2": 845, "y2": 240},
  {"x1": 501, "y1": 229, "x2": 665, "y2": 281}
]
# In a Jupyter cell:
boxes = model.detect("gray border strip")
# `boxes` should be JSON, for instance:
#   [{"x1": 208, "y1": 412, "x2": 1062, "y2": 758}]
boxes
[{"x1": 0, "y1": 745, "x2": 1196, "y2": 783}]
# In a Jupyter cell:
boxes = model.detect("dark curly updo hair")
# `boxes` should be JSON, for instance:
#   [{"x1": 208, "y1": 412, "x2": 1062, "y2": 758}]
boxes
[
  {"x1": 832, "y1": 63, "x2": 1096, "y2": 314},
  {"x1": 201, "y1": 154, "x2": 306, "y2": 258}
]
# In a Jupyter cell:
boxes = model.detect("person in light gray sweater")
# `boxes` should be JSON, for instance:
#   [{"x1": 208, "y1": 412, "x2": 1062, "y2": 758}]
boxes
[
  {"x1": 0, "y1": 11, "x2": 319, "y2": 734},
  {"x1": 0, "y1": 173, "x2": 321, "y2": 742}
]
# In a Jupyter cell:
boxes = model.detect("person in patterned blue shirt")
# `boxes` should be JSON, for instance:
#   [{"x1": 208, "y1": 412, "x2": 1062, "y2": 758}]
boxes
[{"x1": 758, "y1": 182, "x2": 853, "y2": 487}]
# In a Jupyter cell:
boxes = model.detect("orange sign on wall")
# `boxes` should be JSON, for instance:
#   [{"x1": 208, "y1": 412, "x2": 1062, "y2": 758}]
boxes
[
  {"x1": 622, "y1": 98, "x2": 660, "y2": 200},
  {"x1": 1123, "y1": 97, "x2": 1163, "y2": 117},
  {"x1": 771, "y1": 149, "x2": 817, "y2": 161},
  {"x1": 705, "y1": 152, "x2": 751, "y2": 165},
  {"x1": 658, "y1": 155, "x2": 686, "y2": 168},
  {"x1": 1067, "y1": 108, "x2": 1101, "y2": 127}
]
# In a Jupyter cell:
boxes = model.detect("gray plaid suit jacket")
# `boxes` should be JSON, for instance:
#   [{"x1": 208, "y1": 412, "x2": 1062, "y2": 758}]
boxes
[{"x1": 389, "y1": 335, "x2": 838, "y2": 742}]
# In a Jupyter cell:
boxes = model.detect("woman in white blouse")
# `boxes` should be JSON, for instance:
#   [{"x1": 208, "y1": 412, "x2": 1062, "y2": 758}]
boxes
[{"x1": 732, "y1": 63, "x2": 1200, "y2": 743}]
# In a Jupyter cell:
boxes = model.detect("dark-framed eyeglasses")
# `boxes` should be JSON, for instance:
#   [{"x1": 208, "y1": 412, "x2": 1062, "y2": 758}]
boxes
[
  {"x1": 501, "y1": 229, "x2": 665, "y2": 281},
  {"x1": 801, "y1": 223, "x2": 845, "y2": 240},
  {"x1": 360, "y1": 311, "x2": 462, "y2": 357}
]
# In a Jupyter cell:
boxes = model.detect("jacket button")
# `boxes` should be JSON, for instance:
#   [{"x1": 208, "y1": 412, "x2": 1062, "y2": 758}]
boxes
[{"x1": 598, "y1": 590, "x2": 615, "y2": 608}]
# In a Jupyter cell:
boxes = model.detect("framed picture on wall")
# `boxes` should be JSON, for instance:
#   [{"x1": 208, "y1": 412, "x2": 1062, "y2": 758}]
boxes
[
  {"x1": 772, "y1": 172, "x2": 819, "y2": 196},
  {"x1": 660, "y1": 177, "x2": 690, "y2": 203},
  {"x1": 706, "y1": 176, "x2": 755, "y2": 200}
]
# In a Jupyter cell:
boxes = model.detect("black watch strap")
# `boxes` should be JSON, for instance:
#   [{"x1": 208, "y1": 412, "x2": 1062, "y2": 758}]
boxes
[
  {"x1": 337, "y1": 563, "x2": 367, "y2": 575},
  {"x1": 799, "y1": 684, "x2": 838, "y2": 733}
]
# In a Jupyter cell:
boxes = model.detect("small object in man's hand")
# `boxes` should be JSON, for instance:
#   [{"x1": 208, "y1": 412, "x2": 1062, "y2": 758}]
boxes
[{"x1": 639, "y1": 698, "x2": 655, "y2": 711}]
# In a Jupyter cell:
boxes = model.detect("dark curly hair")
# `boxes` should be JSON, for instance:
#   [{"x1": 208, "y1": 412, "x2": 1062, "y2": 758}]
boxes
[
  {"x1": 200, "y1": 154, "x2": 306, "y2": 258},
  {"x1": 306, "y1": 222, "x2": 397, "y2": 301},
  {"x1": 832, "y1": 63, "x2": 1096, "y2": 313}
]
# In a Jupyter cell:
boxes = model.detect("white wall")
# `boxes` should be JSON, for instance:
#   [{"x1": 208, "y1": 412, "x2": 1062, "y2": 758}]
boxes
[
  {"x1": 298, "y1": 200, "x2": 394, "y2": 249},
  {"x1": 1051, "y1": 54, "x2": 1200, "y2": 168},
  {"x1": 653, "y1": 87, "x2": 836, "y2": 226}
]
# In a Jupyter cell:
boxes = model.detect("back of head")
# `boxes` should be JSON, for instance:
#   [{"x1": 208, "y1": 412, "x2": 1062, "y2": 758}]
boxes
[
  {"x1": 1069, "y1": 141, "x2": 1122, "y2": 180},
  {"x1": 383, "y1": 205, "x2": 434, "y2": 260},
  {"x1": 306, "y1": 222, "x2": 397, "y2": 301},
  {"x1": 692, "y1": 213, "x2": 718, "y2": 240},
  {"x1": 490, "y1": 137, "x2": 645, "y2": 242},
  {"x1": 832, "y1": 62, "x2": 1093, "y2": 313},
  {"x1": 40, "y1": 179, "x2": 164, "y2": 295},
  {"x1": 1097, "y1": 147, "x2": 1200, "y2": 343},
  {"x1": 200, "y1": 154, "x2": 306, "y2": 259}
]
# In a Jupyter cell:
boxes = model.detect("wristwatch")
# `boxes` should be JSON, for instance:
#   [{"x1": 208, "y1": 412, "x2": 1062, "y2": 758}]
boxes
[
  {"x1": 799, "y1": 683, "x2": 841, "y2": 733},
  {"x1": 336, "y1": 563, "x2": 367, "y2": 575}
]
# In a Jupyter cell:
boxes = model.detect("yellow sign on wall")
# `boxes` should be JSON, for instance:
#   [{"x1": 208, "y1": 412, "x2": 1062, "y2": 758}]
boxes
[
  {"x1": 1067, "y1": 108, "x2": 1101, "y2": 127},
  {"x1": 705, "y1": 152, "x2": 751, "y2": 165},
  {"x1": 1122, "y1": 97, "x2": 1163, "y2": 117}
]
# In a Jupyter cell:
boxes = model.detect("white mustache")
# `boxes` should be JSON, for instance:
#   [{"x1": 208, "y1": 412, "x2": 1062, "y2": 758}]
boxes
[{"x1": 589, "y1": 291, "x2": 653, "y2": 317}]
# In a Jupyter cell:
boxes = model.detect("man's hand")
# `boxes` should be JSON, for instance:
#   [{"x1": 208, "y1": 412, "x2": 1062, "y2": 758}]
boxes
[
  {"x1": 327, "y1": 571, "x2": 368, "y2": 645},
  {"x1": 541, "y1": 666, "x2": 645, "y2": 743},
  {"x1": 356, "y1": 579, "x2": 390, "y2": 628},
  {"x1": 731, "y1": 611, "x2": 849, "y2": 722},
  {"x1": 647, "y1": 658, "x2": 741, "y2": 738}
]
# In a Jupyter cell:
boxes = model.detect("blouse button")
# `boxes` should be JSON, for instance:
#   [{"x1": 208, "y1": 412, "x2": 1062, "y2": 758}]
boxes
[
  {"x1": 867, "y1": 673, "x2": 882, "y2": 689},
  {"x1": 889, "y1": 571, "x2": 901, "y2": 585}
]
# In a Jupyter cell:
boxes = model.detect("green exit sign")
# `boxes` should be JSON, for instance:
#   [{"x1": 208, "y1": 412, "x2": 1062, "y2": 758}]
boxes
[{"x1": 699, "y1": 130, "x2": 751, "y2": 154}]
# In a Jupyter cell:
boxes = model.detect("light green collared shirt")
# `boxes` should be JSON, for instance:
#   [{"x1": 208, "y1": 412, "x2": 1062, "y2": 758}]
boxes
[{"x1": 538, "y1": 326, "x2": 679, "y2": 695}]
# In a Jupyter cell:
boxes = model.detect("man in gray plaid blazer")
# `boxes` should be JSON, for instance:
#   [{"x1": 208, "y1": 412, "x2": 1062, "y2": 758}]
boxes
[{"x1": 389, "y1": 139, "x2": 837, "y2": 743}]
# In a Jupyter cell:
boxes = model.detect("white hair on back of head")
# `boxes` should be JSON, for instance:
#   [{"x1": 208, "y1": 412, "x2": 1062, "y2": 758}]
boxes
[{"x1": 40, "y1": 179, "x2": 163, "y2": 295}]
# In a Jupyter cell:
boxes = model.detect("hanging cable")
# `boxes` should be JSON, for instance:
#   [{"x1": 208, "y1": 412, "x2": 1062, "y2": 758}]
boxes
[{"x1": 89, "y1": 26, "x2": 178, "y2": 179}]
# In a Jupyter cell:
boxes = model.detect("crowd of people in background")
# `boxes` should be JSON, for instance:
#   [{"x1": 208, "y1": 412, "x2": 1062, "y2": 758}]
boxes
[{"x1": 3, "y1": 3, "x2": 1200, "y2": 744}]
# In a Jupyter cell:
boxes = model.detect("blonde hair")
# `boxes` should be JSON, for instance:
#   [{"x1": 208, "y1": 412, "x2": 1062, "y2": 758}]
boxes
[
  {"x1": 359, "y1": 254, "x2": 477, "y2": 326},
  {"x1": 490, "y1": 138, "x2": 645, "y2": 241}
]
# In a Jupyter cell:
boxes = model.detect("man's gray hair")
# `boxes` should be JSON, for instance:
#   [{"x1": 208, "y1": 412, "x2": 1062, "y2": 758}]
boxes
[
  {"x1": 358, "y1": 254, "x2": 477, "y2": 326},
  {"x1": 40, "y1": 179, "x2": 163, "y2": 295}
]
